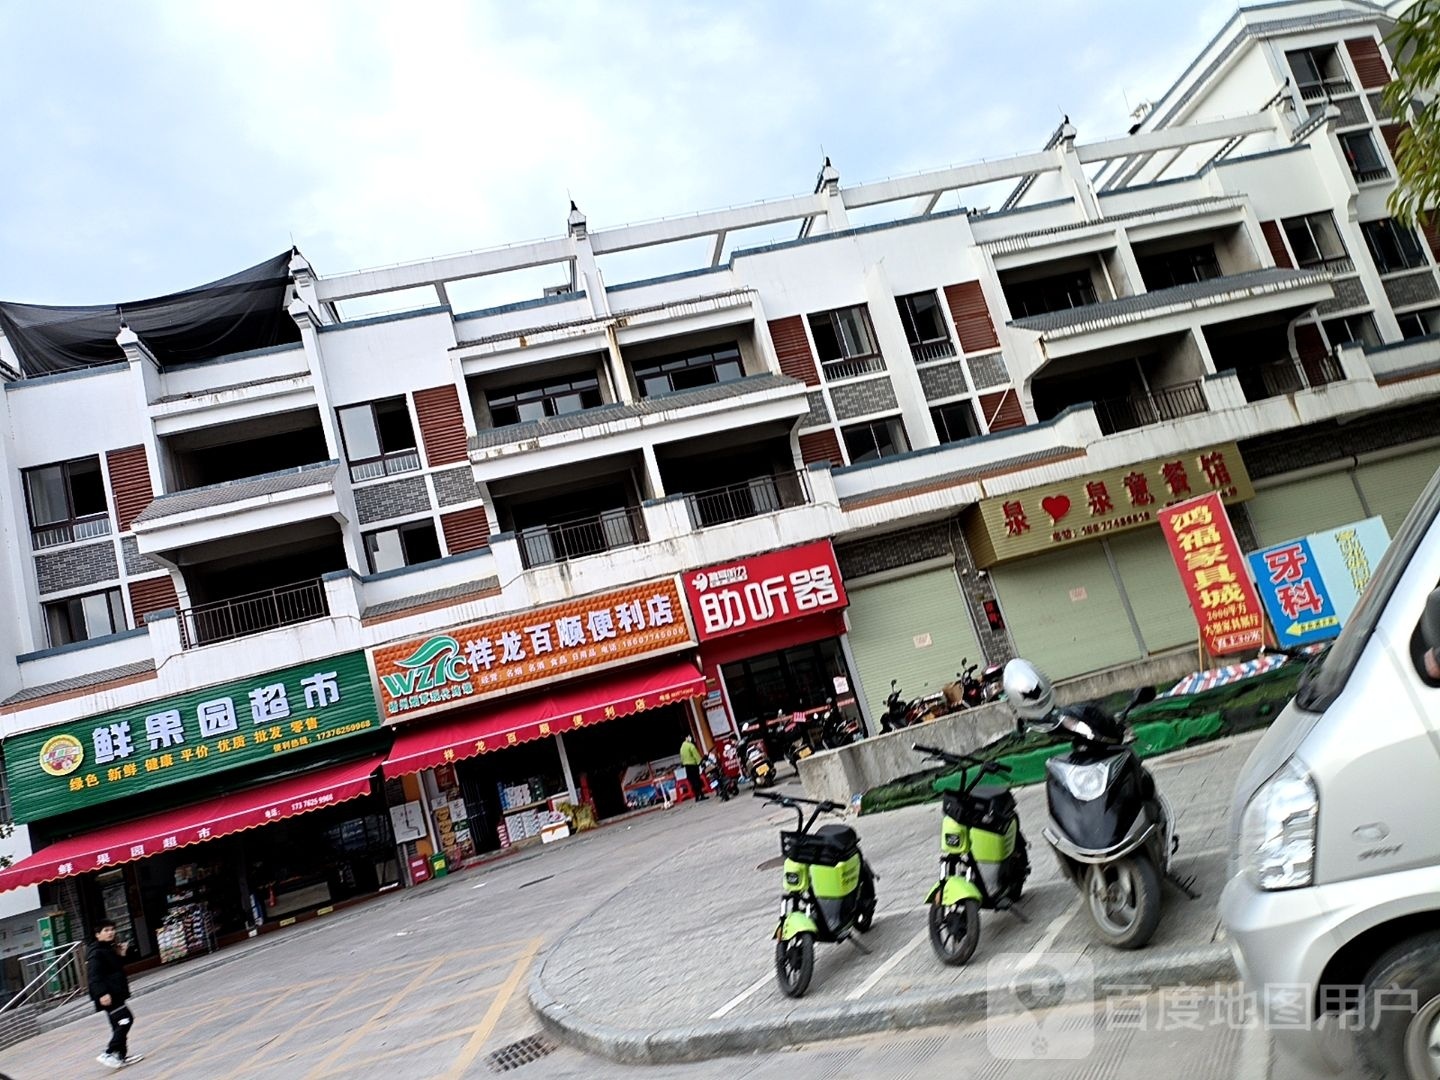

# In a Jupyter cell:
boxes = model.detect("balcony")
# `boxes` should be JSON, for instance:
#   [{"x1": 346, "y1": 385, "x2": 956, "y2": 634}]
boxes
[
  {"x1": 467, "y1": 374, "x2": 809, "y2": 478},
  {"x1": 518, "y1": 507, "x2": 648, "y2": 569},
  {"x1": 177, "y1": 578, "x2": 329, "y2": 649},
  {"x1": 348, "y1": 448, "x2": 421, "y2": 483},
  {"x1": 1241, "y1": 352, "x2": 1346, "y2": 403},
  {"x1": 909, "y1": 338, "x2": 957, "y2": 364},
  {"x1": 131, "y1": 462, "x2": 342, "y2": 558},
  {"x1": 685, "y1": 471, "x2": 811, "y2": 529},
  {"x1": 822, "y1": 354, "x2": 887, "y2": 381},
  {"x1": 1093, "y1": 381, "x2": 1208, "y2": 435},
  {"x1": 1298, "y1": 76, "x2": 1353, "y2": 101},
  {"x1": 31, "y1": 513, "x2": 111, "y2": 551}
]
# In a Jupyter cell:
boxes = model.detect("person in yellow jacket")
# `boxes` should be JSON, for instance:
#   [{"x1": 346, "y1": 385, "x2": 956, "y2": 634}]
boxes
[{"x1": 679, "y1": 734, "x2": 707, "y2": 802}]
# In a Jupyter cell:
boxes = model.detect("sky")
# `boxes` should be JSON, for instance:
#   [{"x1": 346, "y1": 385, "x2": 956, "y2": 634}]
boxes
[{"x1": 0, "y1": 0, "x2": 1239, "y2": 316}]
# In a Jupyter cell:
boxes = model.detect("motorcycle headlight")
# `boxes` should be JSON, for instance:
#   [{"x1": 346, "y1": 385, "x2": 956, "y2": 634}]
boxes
[
  {"x1": 1050, "y1": 757, "x2": 1120, "y2": 801},
  {"x1": 1239, "y1": 758, "x2": 1318, "y2": 891}
]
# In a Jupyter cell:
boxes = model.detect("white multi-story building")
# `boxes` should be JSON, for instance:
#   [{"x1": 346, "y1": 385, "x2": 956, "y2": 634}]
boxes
[{"x1": 0, "y1": 0, "x2": 1435, "y2": 971}]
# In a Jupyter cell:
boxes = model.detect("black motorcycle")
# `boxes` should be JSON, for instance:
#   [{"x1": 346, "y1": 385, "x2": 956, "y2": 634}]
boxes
[
  {"x1": 820, "y1": 698, "x2": 863, "y2": 749},
  {"x1": 880, "y1": 680, "x2": 910, "y2": 732},
  {"x1": 701, "y1": 749, "x2": 738, "y2": 800},
  {"x1": 1005, "y1": 659, "x2": 1197, "y2": 950},
  {"x1": 955, "y1": 661, "x2": 986, "y2": 709},
  {"x1": 738, "y1": 719, "x2": 776, "y2": 787}
]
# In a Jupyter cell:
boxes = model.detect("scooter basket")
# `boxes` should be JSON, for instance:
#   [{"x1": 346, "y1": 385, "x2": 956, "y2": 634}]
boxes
[
  {"x1": 781, "y1": 824, "x2": 859, "y2": 866},
  {"x1": 942, "y1": 785, "x2": 1017, "y2": 831}
]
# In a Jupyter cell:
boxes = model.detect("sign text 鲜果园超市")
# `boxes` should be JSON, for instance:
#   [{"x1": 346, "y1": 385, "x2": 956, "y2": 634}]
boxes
[{"x1": 5, "y1": 652, "x2": 378, "y2": 823}]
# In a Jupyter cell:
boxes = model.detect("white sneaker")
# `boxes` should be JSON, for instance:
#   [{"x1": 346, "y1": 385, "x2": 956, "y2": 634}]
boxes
[
  {"x1": 122, "y1": 1053, "x2": 145, "y2": 1065},
  {"x1": 97, "y1": 1053, "x2": 123, "y2": 1069}
]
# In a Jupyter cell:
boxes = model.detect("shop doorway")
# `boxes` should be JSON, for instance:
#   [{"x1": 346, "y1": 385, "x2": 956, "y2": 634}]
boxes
[
  {"x1": 455, "y1": 738, "x2": 568, "y2": 854},
  {"x1": 561, "y1": 705, "x2": 692, "y2": 819},
  {"x1": 721, "y1": 638, "x2": 852, "y2": 724}
]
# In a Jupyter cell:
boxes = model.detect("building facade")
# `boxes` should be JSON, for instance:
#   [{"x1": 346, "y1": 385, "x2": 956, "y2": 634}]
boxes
[{"x1": 1, "y1": 0, "x2": 1437, "y2": 969}]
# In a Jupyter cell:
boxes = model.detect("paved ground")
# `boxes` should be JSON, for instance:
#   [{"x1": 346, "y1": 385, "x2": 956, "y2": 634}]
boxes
[{"x1": 0, "y1": 730, "x2": 1319, "y2": 1079}]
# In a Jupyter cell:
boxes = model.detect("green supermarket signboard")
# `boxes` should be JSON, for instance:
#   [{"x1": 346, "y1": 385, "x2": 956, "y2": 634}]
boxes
[{"x1": 4, "y1": 652, "x2": 379, "y2": 823}]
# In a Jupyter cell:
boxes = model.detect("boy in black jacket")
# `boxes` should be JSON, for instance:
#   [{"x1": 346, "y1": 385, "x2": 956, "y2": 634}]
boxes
[{"x1": 87, "y1": 920, "x2": 142, "y2": 1069}]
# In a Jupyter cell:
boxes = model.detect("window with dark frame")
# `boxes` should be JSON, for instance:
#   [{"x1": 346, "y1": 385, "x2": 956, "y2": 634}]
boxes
[
  {"x1": 42, "y1": 587, "x2": 126, "y2": 648},
  {"x1": 808, "y1": 306, "x2": 880, "y2": 364},
  {"x1": 633, "y1": 344, "x2": 744, "y2": 398},
  {"x1": 337, "y1": 398, "x2": 420, "y2": 482},
  {"x1": 487, "y1": 375, "x2": 602, "y2": 426},
  {"x1": 1135, "y1": 245, "x2": 1222, "y2": 290},
  {"x1": 1004, "y1": 271, "x2": 1099, "y2": 318},
  {"x1": 1362, "y1": 219, "x2": 1428, "y2": 274},
  {"x1": 1284, "y1": 46, "x2": 1352, "y2": 99},
  {"x1": 841, "y1": 416, "x2": 909, "y2": 464},
  {"x1": 895, "y1": 292, "x2": 953, "y2": 360},
  {"x1": 930, "y1": 401, "x2": 980, "y2": 445},
  {"x1": 363, "y1": 519, "x2": 442, "y2": 574},
  {"x1": 1340, "y1": 132, "x2": 1389, "y2": 183},
  {"x1": 22, "y1": 456, "x2": 110, "y2": 550},
  {"x1": 1397, "y1": 308, "x2": 1440, "y2": 339},
  {"x1": 1282, "y1": 212, "x2": 1350, "y2": 270},
  {"x1": 1321, "y1": 313, "x2": 1382, "y2": 349}
]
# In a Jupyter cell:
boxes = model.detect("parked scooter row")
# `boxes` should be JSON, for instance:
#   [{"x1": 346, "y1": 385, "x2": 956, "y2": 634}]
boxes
[
  {"x1": 738, "y1": 699, "x2": 866, "y2": 785},
  {"x1": 757, "y1": 656, "x2": 1197, "y2": 996},
  {"x1": 878, "y1": 657, "x2": 1004, "y2": 732}
]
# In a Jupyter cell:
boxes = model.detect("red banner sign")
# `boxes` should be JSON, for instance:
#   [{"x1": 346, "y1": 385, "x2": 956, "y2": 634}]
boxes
[
  {"x1": 1158, "y1": 493, "x2": 1265, "y2": 656},
  {"x1": 682, "y1": 541, "x2": 847, "y2": 642}
]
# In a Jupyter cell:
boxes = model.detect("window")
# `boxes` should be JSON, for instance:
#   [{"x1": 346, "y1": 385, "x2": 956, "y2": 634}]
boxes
[
  {"x1": 1397, "y1": 308, "x2": 1440, "y2": 339},
  {"x1": 337, "y1": 398, "x2": 420, "y2": 482},
  {"x1": 487, "y1": 376, "x2": 602, "y2": 426},
  {"x1": 1322, "y1": 313, "x2": 1382, "y2": 348},
  {"x1": 1282, "y1": 212, "x2": 1351, "y2": 270},
  {"x1": 23, "y1": 456, "x2": 110, "y2": 549},
  {"x1": 842, "y1": 416, "x2": 909, "y2": 464},
  {"x1": 633, "y1": 344, "x2": 744, "y2": 398},
  {"x1": 930, "y1": 401, "x2": 979, "y2": 445},
  {"x1": 43, "y1": 588, "x2": 126, "y2": 648},
  {"x1": 896, "y1": 292, "x2": 954, "y2": 361},
  {"x1": 1285, "y1": 46, "x2": 1351, "y2": 99},
  {"x1": 363, "y1": 519, "x2": 442, "y2": 574},
  {"x1": 808, "y1": 306, "x2": 883, "y2": 377},
  {"x1": 1136, "y1": 246, "x2": 1222, "y2": 290},
  {"x1": 1362, "y1": 219, "x2": 1428, "y2": 273},
  {"x1": 1341, "y1": 132, "x2": 1389, "y2": 183},
  {"x1": 1004, "y1": 271, "x2": 1099, "y2": 318}
]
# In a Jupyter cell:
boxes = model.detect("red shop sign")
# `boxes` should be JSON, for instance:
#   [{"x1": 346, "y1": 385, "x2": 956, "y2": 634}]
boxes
[
  {"x1": 1158, "y1": 493, "x2": 1265, "y2": 656},
  {"x1": 682, "y1": 540, "x2": 847, "y2": 642}
]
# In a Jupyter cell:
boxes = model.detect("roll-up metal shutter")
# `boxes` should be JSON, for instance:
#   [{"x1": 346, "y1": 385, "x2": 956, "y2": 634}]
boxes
[
  {"x1": 990, "y1": 545, "x2": 1141, "y2": 680},
  {"x1": 845, "y1": 567, "x2": 981, "y2": 717},
  {"x1": 1246, "y1": 473, "x2": 1368, "y2": 547},
  {"x1": 1355, "y1": 448, "x2": 1440, "y2": 535},
  {"x1": 1105, "y1": 530, "x2": 1196, "y2": 654}
]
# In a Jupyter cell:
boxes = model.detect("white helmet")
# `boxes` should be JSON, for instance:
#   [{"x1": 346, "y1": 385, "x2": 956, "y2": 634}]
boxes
[{"x1": 1003, "y1": 659, "x2": 1055, "y2": 723}]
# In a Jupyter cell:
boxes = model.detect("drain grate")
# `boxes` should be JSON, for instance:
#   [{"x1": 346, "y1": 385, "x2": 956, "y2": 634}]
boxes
[{"x1": 484, "y1": 1033, "x2": 557, "y2": 1073}]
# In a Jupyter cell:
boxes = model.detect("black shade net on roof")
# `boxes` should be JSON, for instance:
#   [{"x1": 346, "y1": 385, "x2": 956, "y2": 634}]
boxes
[{"x1": 0, "y1": 250, "x2": 301, "y2": 378}]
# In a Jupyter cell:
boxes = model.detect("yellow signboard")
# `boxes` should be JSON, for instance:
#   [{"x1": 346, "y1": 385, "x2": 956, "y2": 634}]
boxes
[{"x1": 965, "y1": 442, "x2": 1254, "y2": 566}]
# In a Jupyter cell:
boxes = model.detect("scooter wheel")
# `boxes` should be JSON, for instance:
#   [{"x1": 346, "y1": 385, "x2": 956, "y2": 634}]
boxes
[
  {"x1": 775, "y1": 932, "x2": 814, "y2": 998},
  {"x1": 1084, "y1": 855, "x2": 1162, "y2": 950},
  {"x1": 928, "y1": 898, "x2": 980, "y2": 966}
]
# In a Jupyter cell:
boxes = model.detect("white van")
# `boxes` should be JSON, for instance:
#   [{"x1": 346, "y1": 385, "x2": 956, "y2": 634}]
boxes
[{"x1": 1221, "y1": 468, "x2": 1440, "y2": 1079}]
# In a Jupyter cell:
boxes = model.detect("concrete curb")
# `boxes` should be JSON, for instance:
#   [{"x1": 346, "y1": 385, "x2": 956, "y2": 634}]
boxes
[{"x1": 529, "y1": 938, "x2": 1238, "y2": 1064}]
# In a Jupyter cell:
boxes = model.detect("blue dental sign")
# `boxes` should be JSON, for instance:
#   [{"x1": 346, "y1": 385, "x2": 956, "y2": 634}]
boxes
[{"x1": 1246, "y1": 517, "x2": 1391, "y2": 644}]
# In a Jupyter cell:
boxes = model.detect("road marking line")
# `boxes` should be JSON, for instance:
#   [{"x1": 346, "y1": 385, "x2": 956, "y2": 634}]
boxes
[
  {"x1": 440, "y1": 937, "x2": 543, "y2": 1080},
  {"x1": 301, "y1": 955, "x2": 449, "y2": 1079},
  {"x1": 212, "y1": 974, "x2": 371, "y2": 1080},
  {"x1": 847, "y1": 926, "x2": 929, "y2": 1000},
  {"x1": 1237, "y1": 1018, "x2": 1272, "y2": 1080},
  {"x1": 1018, "y1": 905, "x2": 1083, "y2": 971},
  {"x1": 710, "y1": 971, "x2": 773, "y2": 1018}
]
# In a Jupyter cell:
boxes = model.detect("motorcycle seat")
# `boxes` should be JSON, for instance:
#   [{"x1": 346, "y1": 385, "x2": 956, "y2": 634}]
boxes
[
  {"x1": 943, "y1": 786, "x2": 1017, "y2": 830},
  {"x1": 783, "y1": 825, "x2": 859, "y2": 865}
]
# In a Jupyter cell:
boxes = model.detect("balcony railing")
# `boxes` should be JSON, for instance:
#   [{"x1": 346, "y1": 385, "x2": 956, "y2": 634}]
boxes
[
  {"x1": 1352, "y1": 165, "x2": 1391, "y2": 184},
  {"x1": 178, "y1": 578, "x2": 329, "y2": 649},
  {"x1": 1298, "y1": 255, "x2": 1355, "y2": 275},
  {"x1": 1093, "y1": 381, "x2": 1208, "y2": 435},
  {"x1": 1247, "y1": 351, "x2": 1347, "y2": 402},
  {"x1": 1298, "y1": 76, "x2": 1353, "y2": 100},
  {"x1": 31, "y1": 513, "x2": 111, "y2": 551},
  {"x1": 909, "y1": 338, "x2": 957, "y2": 364},
  {"x1": 348, "y1": 448, "x2": 422, "y2": 483},
  {"x1": 519, "y1": 507, "x2": 647, "y2": 569},
  {"x1": 685, "y1": 471, "x2": 811, "y2": 530},
  {"x1": 822, "y1": 354, "x2": 887, "y2": 381}
]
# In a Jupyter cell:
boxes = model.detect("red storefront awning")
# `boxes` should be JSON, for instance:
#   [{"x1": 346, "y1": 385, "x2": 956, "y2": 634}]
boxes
[
  {"x1": 384, "y1": 656, "x2": 706, "y2": 776},
  {"x1": 0, "y1": 756, "x2": 382, "y2": 893}
]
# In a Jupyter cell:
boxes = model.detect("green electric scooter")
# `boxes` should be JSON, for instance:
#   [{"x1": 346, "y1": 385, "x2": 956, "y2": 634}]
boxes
[
  {"x1": 756, "y1": 791, "x2": 878, "y2": 997},
  {"x1": 914, "y1": 743, "x2": 1030, "y2": 965}
]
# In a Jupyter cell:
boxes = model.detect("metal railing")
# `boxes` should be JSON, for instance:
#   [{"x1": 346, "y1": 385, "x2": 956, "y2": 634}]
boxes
[
  {"x1": 2, "y1": 941, "x2": 83, "y2": 1017},
  {"x1": 178, "y1": 578, "x2": 329, "y2": 649},
  {"x1": 909, "y1": 338, "x2": 957, "y2": 363},
  {"x1": 1094, "y1": 381, "x2": 1208, "y2": 435},
  {"x1": 1250, "y1": 351, "x2": 1346, "y2": 401},
  {"x1": 1352, "y1": 165, "x2": 1391, "y2": 184},
  {"x1": 685, "y1": 471, "x2": 811, "y2": 530},
  {"x1": 1298, "y1": 76, "x2": 1353, "y2": 100},
  {"x1": 31, "y1": 514, "x2": 111, "y2": 551},
  {"x1": 821, "y1": 354, "x2": 887, "y2": 381},
  {"x1": 1298, "y1": 255, "x2": 1355, "y2": 275},
  {"x1": 519, "y1": 507, "x2": 647, "y2": 568},
  {"x1": 348, "y1": 448, "x2": 422, "y2": 483}
]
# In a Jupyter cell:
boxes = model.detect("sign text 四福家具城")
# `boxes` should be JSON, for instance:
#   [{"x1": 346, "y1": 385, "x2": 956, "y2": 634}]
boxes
[{"x1": 1159, "y1": 493, "x2": 1266, "y2": 656}]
